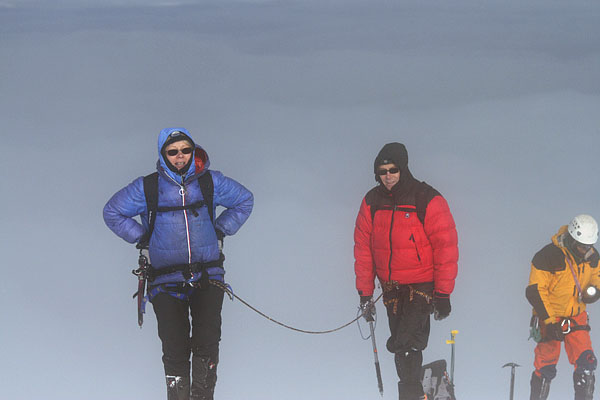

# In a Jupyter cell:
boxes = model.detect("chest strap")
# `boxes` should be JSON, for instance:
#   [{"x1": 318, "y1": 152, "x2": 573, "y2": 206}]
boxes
[{"x1": 155, "y1": 200, "x2": 206, "y2": 216}]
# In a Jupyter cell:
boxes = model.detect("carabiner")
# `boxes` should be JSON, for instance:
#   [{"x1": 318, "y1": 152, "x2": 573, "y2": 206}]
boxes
[{"x1": 561, "y1": 318, "x2": 572, "y2": 334}]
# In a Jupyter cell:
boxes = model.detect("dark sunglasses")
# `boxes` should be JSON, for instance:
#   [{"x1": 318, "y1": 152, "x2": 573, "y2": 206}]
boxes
[
  {"x1": 576, "y1": 242, "x2": 593, "y2": 250},
  {"x1": 166, "y1": 147, "x2": 194, "y2": 156},
  {"x1": 377, "y1": 167, "x2": 400, "y2": 175}
]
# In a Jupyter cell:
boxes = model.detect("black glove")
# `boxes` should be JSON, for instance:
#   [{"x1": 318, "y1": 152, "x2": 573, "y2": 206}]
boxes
[
  {"x1": 544, "y1": 322, "x2": 565, "y2": 342},
  {"x1": 136, "y1": 237, "x2": 149, "y2": 250},
  {"x1": 360, "y1": 295, "x2": 375, "y2": 322},
  {"x1": 582, "y1": 285, "x2": 600, "y2": 304},
  {"x1": 216, "y1": 229, "x2": 225, "y2": 252},
  {"x1": 433, "y1": 291, "x2": 451, "y2": 321}
]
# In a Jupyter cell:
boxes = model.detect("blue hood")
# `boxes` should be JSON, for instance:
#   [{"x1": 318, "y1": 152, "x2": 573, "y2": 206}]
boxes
[
  {"x1": 103, "y1": 126, "x2": 254, "y2": 283},
  {"x1": 157, "y1": 127, "x2": 209, "y2": 182}
]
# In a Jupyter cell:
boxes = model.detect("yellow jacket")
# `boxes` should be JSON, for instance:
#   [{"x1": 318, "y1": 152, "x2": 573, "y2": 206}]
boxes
[{"x1": 526, "y1": 225, "x2": 600, "y2": 324}]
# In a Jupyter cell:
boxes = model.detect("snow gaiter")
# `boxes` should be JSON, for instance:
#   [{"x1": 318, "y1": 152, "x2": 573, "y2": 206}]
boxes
[
  {"x1": 395, "y1": 351, "x2": 425, "y2": 400},
  {"x1": 190, "y1": 356, "x2": 218, "y2": 400},
  {"x1": 166, "y1": 375, "x2": 190, "y2": 400},
  {"x1": 529, "y1": 372, "x2": 551, "y2": 400}
]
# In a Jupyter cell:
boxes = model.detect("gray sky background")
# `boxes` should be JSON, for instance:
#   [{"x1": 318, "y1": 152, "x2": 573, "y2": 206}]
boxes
[{"x1": 1, "y1": 1, "x2": 600, "y2": 399}]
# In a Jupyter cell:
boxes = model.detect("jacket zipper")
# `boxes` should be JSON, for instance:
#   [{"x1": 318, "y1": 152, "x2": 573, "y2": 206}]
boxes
[
  {"x1": 388, "y1": 204, "x2": 396, "y2": 281},
  {"x1": 167, "y1": 173, "x2": 193, "y2": 266},
  {"x1": 409, "y1": 233, "x2": 421, "y2": 262},
  {"x1": 180, "y1": 176, "x2": 192, "y2": 265}
]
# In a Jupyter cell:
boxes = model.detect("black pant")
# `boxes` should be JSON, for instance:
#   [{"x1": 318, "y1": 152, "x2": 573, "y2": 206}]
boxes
[
  {"x1": 152, "y1": 285, "x2": 225, "y2": 377},
  {"x1": 384, "y1": 282, "x2": 433, "y2": 390},
  {"x1": 385, "y1": 282, "x2": 433, "y2": 354}
]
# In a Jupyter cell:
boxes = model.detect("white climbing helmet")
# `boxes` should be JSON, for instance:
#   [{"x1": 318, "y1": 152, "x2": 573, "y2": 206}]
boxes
[{"x1": 568, "y1": 214, "x2": 599, "y2": 245}]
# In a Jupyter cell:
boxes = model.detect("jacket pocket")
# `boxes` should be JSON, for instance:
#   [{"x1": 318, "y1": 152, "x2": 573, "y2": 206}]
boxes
[{"x1": 409, "y1": 233, "x2": 421, "y2": 262}]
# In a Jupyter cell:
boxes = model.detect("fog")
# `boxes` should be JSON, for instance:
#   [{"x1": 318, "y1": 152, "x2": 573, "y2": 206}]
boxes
[{"x1": 1, "y1": 1, "x2": 600, "y2": 399}]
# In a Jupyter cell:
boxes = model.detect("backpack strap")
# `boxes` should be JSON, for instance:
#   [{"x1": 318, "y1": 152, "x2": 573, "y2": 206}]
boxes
[
  {"x1": 138, "y1": 172, "x2": 159, "y2": 248},
  {"x1": 197, "y1": 171, "x2": 215, "y2": 224},
  {"x1": 369, "y1": 201, "x2": 378, "y2": 222},
  {"x1": 415, "y1": 182, "x2": 427, "y2": 226},
  {"x1": 138, "y1": 171, "x2": 215, "y2": 248}
]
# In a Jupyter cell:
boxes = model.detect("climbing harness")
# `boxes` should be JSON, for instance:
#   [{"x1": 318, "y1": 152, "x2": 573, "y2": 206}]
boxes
[
  {"x1": 529, "y1": 315, "x2": 591, "y2": 342},
  {"x1": 559, "y1": 317, "x2": 591, "y2": 334},
  {"x1": 382, "y1": 280, "x2": 432, "y2": 315},
  {"x1": 144, "y1": 254, "x2": 225, "y2": 283}
]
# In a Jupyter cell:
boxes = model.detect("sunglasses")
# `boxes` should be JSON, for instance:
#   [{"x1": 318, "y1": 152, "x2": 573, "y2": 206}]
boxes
[
  {"x1": 166, "y1": 147, "x2": 194, "y2": 157},
  {"x1": 377, "y1": 167, "x2": 400, "y2": 176},
  {"x1": 576, "y1": 242, "x2": 593, "y2": 250}
]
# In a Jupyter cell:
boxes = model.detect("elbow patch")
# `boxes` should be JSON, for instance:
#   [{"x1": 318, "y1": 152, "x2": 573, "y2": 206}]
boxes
[{"x1": 526, "y1": 284, "x2": 550, "y2": 321}]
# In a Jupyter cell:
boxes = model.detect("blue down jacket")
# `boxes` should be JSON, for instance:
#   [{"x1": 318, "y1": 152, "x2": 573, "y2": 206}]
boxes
[{"x1": 103, "y1": 127, "x2": 254, "y2": 284}]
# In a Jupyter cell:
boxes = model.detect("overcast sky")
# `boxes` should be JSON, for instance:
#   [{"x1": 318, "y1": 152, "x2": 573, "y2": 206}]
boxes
[{"x1": 1, "y1": 1, "x2": 600, "y2": 399}]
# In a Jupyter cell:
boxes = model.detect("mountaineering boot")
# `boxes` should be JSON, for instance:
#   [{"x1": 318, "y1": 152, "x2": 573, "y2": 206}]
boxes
[
  {"x1": 190, "y1": 356, "x2": 218, "y2": 400},
  {"x1": 398, "y1": 382, "x2": 427, "y2": 400},
  {"x1": 529, "y1": 372, "x2": 550, "y2": 400},
  {"x1": 166, "y1": 375, "x2": 190, "y2": 400},
  {"x1": 574, "y1": 369, "x2": 595, "y2": 400},
  {"x1": 396, "y1": 351, "x2": 426, "y2": 400}
]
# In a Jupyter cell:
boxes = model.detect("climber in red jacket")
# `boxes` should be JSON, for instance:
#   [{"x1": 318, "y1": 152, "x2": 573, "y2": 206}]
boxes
[{"x1": 354, "y1": 142, "x2": 458, "y2": 400}]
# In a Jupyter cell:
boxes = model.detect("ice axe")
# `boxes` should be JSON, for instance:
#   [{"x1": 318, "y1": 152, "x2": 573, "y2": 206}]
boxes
[
  {"x1": 132, "y1": 249, "x2": 149, "y2": 328},
  {"x1": 445, "y1": 330, "x2": 459, "y2": 385},
  {"x1": 360, "y1": 299, "x2": 383, "y2": 396},
  {"x1": 368, "y1": 320, "x2": 384, "y2": 396},
  {"x1": 502, "y1": 362, "x2": 520, "y2": 400}
]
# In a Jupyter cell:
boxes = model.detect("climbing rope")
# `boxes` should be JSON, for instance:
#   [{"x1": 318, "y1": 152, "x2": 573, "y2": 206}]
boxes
[{"x1": 210, "y1": 280, "x2": 383, "y2": 334}]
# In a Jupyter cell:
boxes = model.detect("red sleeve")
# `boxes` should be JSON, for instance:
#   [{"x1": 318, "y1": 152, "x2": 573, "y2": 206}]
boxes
[
  {"x1": 354, "y1": 197, "x2": 375, "y2": 296},
  {"x1": 424, "y1": 195, "x2": 458, "y2": 295}
]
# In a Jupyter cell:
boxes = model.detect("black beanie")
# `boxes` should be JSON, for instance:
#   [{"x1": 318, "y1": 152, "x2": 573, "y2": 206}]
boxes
[
  {"x1": 373, "y1": 142, "x2": 408, "y2": 173},
  {"x1": 162, "y1": 130, "x2": 194, "y2": 152}
]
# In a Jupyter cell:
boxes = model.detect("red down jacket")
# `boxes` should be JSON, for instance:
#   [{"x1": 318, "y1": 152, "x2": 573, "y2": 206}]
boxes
[{"x1": 354, "y1": 172, "x2": 458, "y2": 297}]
